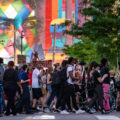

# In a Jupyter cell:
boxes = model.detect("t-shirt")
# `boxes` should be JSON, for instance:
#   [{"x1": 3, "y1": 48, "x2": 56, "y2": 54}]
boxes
[
  {"x1": 101, "y1": 66, "x2": 110, "y2": 84},
  {"x1": 32, "y1": 68, "x2": 41, "y2": 88},
  {"x1": 3, "y1": 68, "x2": 19, "y2": 88},
  {"x1": 67, "y1": 65, "x2": 74, "y2": 84},
  {"x1": 92, "y1": 70, "x2": 101, "y2": 85},
  {"x1": 19, "y1": 71, "x2": 29, "y2": 87},
  {"x1": 28, "y1": 72, "x2": 33, "y2": 87}
]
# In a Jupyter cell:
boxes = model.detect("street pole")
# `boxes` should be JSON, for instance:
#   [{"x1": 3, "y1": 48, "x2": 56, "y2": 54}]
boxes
[
  {"x1": 53, "y1": 24, "x2": 56, "y2": 65},
  {"x1": 14, "y1": 25, "x2": 16, "y2": 64},
  {"x1": 21, "y1": 31, "x2": 23, "y2": 55}
]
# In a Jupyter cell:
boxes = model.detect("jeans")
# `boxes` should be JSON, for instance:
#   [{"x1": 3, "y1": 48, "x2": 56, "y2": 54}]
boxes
[
  {"x1": 47, "y1": 86, "x2": 59, "y2": 107},
  {"x1": 88, "y1": 84, "x2": 104, "y2": 110},
  {"x1": 16, "y1": 86, "x2": 30, "y2": 113}
]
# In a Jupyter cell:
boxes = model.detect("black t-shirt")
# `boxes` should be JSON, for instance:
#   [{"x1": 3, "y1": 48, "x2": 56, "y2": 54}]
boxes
[
  {"x1": 101, "y1": 66, "x2": 110, "y2": 84},
  {"x1": 3, "y1": 68, "x2": 19, "y2": 88},
  {"x1": 92, "y1": 70, "x2": 101, "y2": 85}
]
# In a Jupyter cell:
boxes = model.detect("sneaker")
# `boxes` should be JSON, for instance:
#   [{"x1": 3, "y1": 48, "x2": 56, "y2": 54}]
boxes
[
  {"x1": 91, "y1": 108, "x2": 96, "y2": 113},
  {"x1": 88, "y1": 108, "x2": 96, "y2": 114},
  {"x1": 76, "y1": 109, "x2": 85, "y2": 114},
  {"x1": 44, "y1": 108, "x2": 51, "y2": 113},
  {"x1": 0, "y1": 114, "x2": 3, "y2": 117},
  {"x1": 60, "y1": 110, "x2": 69, "y2": 114},
  {"x1": 101, "y1": 109, "x2": 109, "y2": 114}
]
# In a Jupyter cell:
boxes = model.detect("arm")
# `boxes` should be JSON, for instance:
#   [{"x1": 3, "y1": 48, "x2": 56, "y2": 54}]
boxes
[
  {"x1": 69, "y1": 71, "x2": 80, "y2": 81},
  {"x1": 47, "y1": 74, "x2": 52, "y2": 84},
  {"x1": 17, "y1": 81, "x2": 23, "y2": 94},
  {"x1": 97, "y1": 74, "x2": 108, "y2": 83},
  {"x1": 38, "y1": 69, "x2": 43, "y2": 78},
  {"x1": 21, "y1": 79, "x2": 30, "y2": 84}
]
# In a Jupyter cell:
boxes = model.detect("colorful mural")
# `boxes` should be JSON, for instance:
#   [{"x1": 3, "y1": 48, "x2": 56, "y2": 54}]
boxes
[
  {"x1": 0, "y1": 0, "x2": 85, "y2": 64},
  {"x1": 0, "y1": 0, "x2": 36, "y2": 63}
]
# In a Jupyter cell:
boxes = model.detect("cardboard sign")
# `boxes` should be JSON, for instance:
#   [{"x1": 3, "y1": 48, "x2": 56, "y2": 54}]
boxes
[
  {"x1": 32, "y1": 60, "x2": 52, "y2": 68},
  {"x1": 17, "y1": 55, "x2": 26, "y2": 64}
]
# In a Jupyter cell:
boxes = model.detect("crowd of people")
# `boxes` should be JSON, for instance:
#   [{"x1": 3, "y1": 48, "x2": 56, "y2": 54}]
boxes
[{"x1": 0, "y1": 57, "x2": 120, "y2": 117}]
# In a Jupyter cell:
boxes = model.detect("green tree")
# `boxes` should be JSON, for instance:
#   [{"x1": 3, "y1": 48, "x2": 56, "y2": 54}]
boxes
[
  {"x1": 63, "y1": 37, "x2": 100, "y2": 64},
  {"x1": 64, "y1": 0, "x2": 120, "y2": 65}
]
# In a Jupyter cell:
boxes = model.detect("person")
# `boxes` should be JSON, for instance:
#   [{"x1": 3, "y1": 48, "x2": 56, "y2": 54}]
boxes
[
  {"x1": 0, "y1": 58, "x2": 4, "y2": 117},
  {"x1": 45, "y1": 67, "x2": 53, "y2": 105},
  {"x1": 54, "y1": 63, "x2": 60, "y2": 72},
  {"x1": 86, "y1": 63, "x2": 108, "y2": 114},
  {"x1": 3, "y1": 61, "x2": 23, "y2": 116},
  {"x1": 65, "y1": 57, "x2": 85, "y2": 114},
  {"x1": 115, "y1": 62, "x2": 120, "y2": 110},
  {"x1": 16, "y1": 65, "x2": 31, "y2": 114},
  {"x1": 32, "y1": 64, "x2": 46, "y2": 111},
  {"x1": 101, "y1": 58, "x2": 111, "y2": 111}
]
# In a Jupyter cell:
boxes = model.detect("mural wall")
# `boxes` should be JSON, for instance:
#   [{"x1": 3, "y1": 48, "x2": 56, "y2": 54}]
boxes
[{"x1": 0, "y1": 0, "x2": 85, "y2": 64}]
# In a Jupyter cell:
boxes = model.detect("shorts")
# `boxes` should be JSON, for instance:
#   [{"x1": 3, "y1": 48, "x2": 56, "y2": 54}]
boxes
[
  {"x1": 47, "y1": 84, "x2": 52, "y2": 92},
  {"x1": 32, "y1": 88, "x2": 43, "y2": 99}
]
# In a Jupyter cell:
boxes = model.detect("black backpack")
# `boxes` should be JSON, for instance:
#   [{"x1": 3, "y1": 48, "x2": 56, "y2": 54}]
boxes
[{"x1": 51, "y1": 67, "x2": 67, "y2": 86}]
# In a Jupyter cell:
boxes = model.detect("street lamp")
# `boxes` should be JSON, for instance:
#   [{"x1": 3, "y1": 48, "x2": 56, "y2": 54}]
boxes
[{"x1": 51, "y1": 18, "x2": 66, "y2": 65}]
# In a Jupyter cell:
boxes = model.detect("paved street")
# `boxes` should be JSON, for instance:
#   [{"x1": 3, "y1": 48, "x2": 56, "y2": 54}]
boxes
[{"x1": 1, "y1": 111, "x2": 120, "y2": 120}]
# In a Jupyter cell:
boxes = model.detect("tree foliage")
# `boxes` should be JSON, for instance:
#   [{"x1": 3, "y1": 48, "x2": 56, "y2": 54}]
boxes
[{"x1": 64, "y1": 0, "x2": 120, "y2": 65}]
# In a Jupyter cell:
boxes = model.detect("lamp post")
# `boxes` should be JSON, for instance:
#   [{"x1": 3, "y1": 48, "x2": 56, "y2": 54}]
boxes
[
  {"x1": 51, "y1": 18, "x2": 66, "y2": 65},
  {"x1": 53, "y1": 24, "x2": 56, "y2": 65},
  {"x1": 21, "y1": 31, "x2": 24, "y2": 55}
]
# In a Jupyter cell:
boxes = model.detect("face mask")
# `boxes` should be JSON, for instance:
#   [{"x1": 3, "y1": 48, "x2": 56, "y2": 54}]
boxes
[{"x1": 98, "y1": 70, "x2": 101, "y2": 73}]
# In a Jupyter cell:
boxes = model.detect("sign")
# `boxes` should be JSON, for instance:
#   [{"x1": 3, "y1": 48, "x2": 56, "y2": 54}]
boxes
[
  {"x1": 17, "y1": 55, "x2": 26, "y2": 64},
  {"x1": 32, "y1": 60, "x2": 52, "y2": 68}
]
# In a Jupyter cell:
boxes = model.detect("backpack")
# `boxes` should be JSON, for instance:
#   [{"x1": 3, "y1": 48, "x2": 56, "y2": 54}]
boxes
[
  {"x1": 0, "y1": 65, "x2": 4, "y2": 82},
  {"x1": 51, "y1": 67, "x2": 67, "y2": 86}
]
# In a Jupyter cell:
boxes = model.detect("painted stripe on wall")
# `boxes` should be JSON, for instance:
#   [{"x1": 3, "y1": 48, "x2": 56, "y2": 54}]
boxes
[
  {"x1": 52, "y1": 0, "x2": 58, "y2": 20},
  {"x1": 37, "y1": 0, "x2": 45, "y2": 51},
  {"x1": 58, "y1": 0, "x2": 62, "y2": 18},
  {"x1": 75, "y1": 0, "x2": 78, "y2": 24},
  {"x1": 45, "y1": 0, "x2": 52, "y2": 53}
]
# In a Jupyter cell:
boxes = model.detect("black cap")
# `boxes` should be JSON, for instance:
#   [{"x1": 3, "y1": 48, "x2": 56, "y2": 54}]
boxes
[
  {"x1": 80, "y1": 61, "x2": 86, "y2": 65},
  {"x1": 93, "y1": 63, "x2": 100, "y2": 68}
]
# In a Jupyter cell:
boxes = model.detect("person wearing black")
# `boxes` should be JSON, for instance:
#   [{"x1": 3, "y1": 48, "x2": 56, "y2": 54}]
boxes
[
  {"x1": 3, "y1": 61, "x2": 23, "y2": 116},
  {"x1": 87, "y1": 63, "x2": 108, "y2": 114},
  {"x1": 101, "y1": 58, "x2": 111, "y2": 111},
  {"x1": 16, "y1": 65, "x2": 31, "y2": 114}
]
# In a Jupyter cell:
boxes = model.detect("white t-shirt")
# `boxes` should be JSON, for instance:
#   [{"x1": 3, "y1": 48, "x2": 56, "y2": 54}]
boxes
[
  {"x1": 67, "y1": 65, "x2": 74, "y2": 84},
  {"x1": 32, "y1": 68, "x2": 41, "y2": 88}
]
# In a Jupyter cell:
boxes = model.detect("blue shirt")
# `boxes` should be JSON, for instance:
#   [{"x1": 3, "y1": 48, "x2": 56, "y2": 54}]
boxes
[{"x1": 19, "y1": 71, "x2": 29, "y2": 87}]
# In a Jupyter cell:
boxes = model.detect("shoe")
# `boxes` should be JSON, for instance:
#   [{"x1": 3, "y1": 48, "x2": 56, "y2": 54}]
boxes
[
  {"x1": 44, "y1": 108, "x2": 51, "y2": 113},
  {"x1": 5, "y1": 112, "x2": 10, "y2": 116},
  {"x1": 60, "y1": 110, "x2": 69, "y2": 114},
  {"x1": 0, "y1": 114, "x2": 3, "y2": 117},
  {"x1": 76, "y1": 109, "x2": 85, "y2": 114},
  {"x1": 26, "y1": 112, "x2": 34, "y2": 114},
  {"x1": 91, "y1": 108, "x2": 96, "y2": 113},
  {"x1": 11, "y1": 112, "x2": 17, "y2": 116},
  {"x1": 88, "y1": 108, "x2": 96, "y2": 114},
  {"x1": 101, "y1": 109, "x2": 110, "y2": 114}
]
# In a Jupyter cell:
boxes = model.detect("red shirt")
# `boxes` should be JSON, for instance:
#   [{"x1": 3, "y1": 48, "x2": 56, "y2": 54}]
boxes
[{"x1": 28, "y1": 71, "x2": 33, "y2": 87}]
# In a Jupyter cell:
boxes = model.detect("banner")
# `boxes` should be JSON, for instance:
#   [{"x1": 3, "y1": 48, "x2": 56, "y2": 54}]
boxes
[{"x1": 32, "y1": 60, "x2": 52, "y2": 68}]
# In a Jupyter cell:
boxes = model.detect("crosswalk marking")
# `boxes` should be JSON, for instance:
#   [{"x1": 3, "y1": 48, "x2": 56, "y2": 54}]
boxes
[
  {"x1": 33, "y1": 115, "x2": 55, "y2": 120},
  {"x1": 95, "y1": 115, "x2": 120, "y2": 120}
]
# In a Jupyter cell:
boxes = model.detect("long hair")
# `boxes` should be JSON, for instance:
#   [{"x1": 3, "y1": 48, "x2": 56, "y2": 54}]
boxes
[{"x1": 46, "y1": 67, "x2": 53, "y2": 76}]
